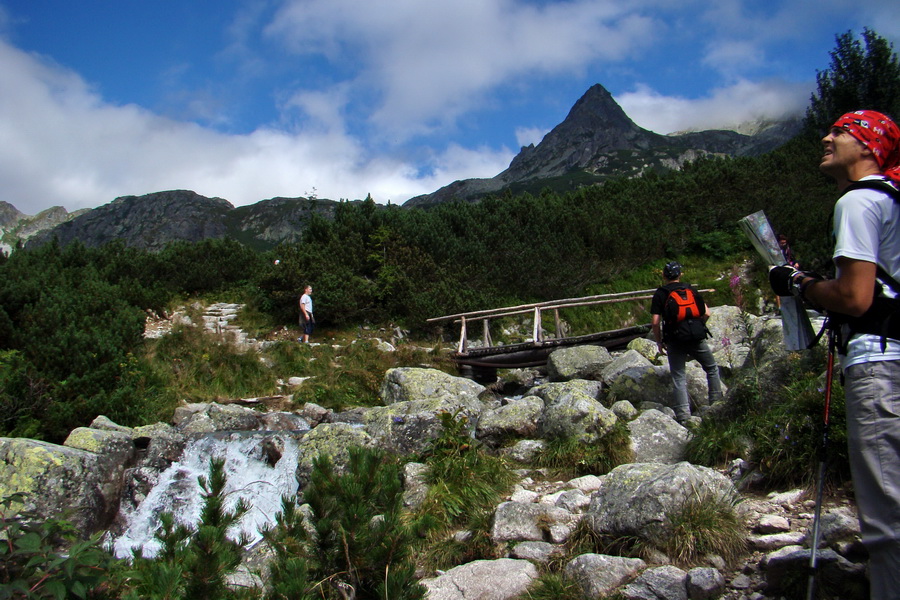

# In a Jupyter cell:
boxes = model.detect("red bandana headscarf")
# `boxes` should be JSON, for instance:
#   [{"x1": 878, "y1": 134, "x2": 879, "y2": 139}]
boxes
[{"x1": 832, "y1": 110, "x2": 900, "y2": 184}]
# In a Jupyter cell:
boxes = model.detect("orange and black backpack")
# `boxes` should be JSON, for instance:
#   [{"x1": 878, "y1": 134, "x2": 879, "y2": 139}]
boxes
[{"x1": 663, "y1": 285, "x2": 710, "y2": 343}]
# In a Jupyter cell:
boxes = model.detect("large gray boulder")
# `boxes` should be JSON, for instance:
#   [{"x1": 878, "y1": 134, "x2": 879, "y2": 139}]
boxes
[
  {"x1": 380, "y1": 367, "x2": 485, "y2": 405},
  {"x1": 586, "y1": 462, "x2": 738, "y2": 542},
  {"x1": 705, "y1": 306, "x2": 758, "y2": 354},
  {"x1": 498, "y1": 439, "x2": 545, "y2": 464},
  {"x1": 130, "y1": 422, "x2": 187, "y2": 470},
  {"x1": 476, "y1": 395, "x2": 543, "y2": 447},
  {"x1": 363, "y1": 397, "x2": 485, "y2": 455},
  {"x1": 627, "y1": 410, "x2": 691, "y2": 464},
  {"x1": 627, "y1": 337, "x2": 660, "y2": 362},
  {"x1": 295, "y1": 423, "x2": 376, "y2": 483},
  {"x1": 564, "y1": 553, "x2": 646, "y2": 598},
  {"x1": 761, "y1": 545, "x2": 867, "y2": 594},
  {"x1": 491, "y1": 501, "x2": 580, "y2": 544},
  {"x1": 64, "y1": 426, "x2": 136, "y2": 474},
  {"x1": 619, "y1": 564, "x2": 688, "y2": 600},
  {"x1": 601, "y1": 350, "x2": 653, "y2": 385},
  {"x1": 364, "y1": 367, "x2": 489, "y2": 454},
  {"x1": 421, "y1": 558, "x2": 538, "y2": 600},
  {"x1": 608, "y1": 362, "x2": 725, "y2": 414},
  {"x1": 173, "y1": 402, "x2": 263, "y2": 434},
  {"x1": 541, "y1": 388, "x2": 617, "y2": 443},
  {"x1": 530, "y1": 379, "x2": 603, "y2": 403},
  {"x1": 686, "y1": 567, "x2": 726, "y2": 599},
  {"x1": 546, "y1": 345, "x2": 612, "y2": 381},
  {"x1": 0, "y1": 437, "x2": 132, "y2": 534},
  {"x1": 606, "y1": 365, "x2": 671, "y2": 407}
]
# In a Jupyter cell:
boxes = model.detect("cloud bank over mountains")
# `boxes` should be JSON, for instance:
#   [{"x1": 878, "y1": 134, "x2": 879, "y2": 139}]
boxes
[{"x1": 0, "y1": 1, "x2": 896, "y2": 214}]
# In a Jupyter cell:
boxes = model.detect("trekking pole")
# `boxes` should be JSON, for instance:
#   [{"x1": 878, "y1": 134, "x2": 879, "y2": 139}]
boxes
[{"x1": 807, "y1": 325, "x2": 836, "y2": 600}]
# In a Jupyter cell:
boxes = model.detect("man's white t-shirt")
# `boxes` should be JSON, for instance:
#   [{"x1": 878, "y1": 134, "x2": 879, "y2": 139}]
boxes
[
  {"x1": 300, "y1": 293, "x2": 313, "y2": 316},
  {"x1": 832, "y1": 176, "x2": 900, "y2": 368}
]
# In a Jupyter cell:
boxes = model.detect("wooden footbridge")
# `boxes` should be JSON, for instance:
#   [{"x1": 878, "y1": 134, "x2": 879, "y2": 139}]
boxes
[{"x1": 428, "y1": 288, "x2": 712, "y2": 381}]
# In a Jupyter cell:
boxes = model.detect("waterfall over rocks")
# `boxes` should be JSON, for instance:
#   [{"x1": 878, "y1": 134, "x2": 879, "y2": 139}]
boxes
[{"x1": 112, "y1": 432, "x2": 300, "y2": 559}]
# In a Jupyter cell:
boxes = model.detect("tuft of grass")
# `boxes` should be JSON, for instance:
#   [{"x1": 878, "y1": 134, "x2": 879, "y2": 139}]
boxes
[
  {"x1": 416, "y1": 506, "x2": 499, "y2": 572},
  {"x1": 684, "y1": 417, "x2": 751, "y2": 469},
  {"x1": 145, "y1": 324, "x2": 279, "y2": 402},
  {"x1": 522, "y1": 572, "x2": 583, "y2": 600},
  {"x1": 748, "y1": 376, "x2": 849, "y2": 489},
  {"x1": 418, "y1": 412, "x2": 517, "y2": 526},
  {"x1": 658, "y1": 489, "x2": 747, "y2": 567},
  {"x1": 414, "y1": 411, "x2": 516, "y2": 571},
  {"x1": 265, "y1": 336, "x2": 454, "y2": 412},
  {"x1": 230, "y1": 301, "x2": 278, "y2": 338},
  {"x1": 536, "y1": 421, "x2": 634, "y2": 478},
  {"x1": 142, "y1": 315, "x2": 455, "y2": 416},
  {"x1": 562, "y1": 491, "x2": 747, "y2": 570}
]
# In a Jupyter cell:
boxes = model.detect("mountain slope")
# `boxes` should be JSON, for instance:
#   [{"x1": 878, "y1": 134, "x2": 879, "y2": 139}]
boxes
[{"x1": 24, "y1": 190, "x2": 364, "y2": 251}]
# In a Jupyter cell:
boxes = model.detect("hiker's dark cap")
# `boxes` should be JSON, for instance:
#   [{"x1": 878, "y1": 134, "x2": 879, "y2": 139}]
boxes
[{"x1": 663, "y1": 261, "x2": 682, "y2": 279}]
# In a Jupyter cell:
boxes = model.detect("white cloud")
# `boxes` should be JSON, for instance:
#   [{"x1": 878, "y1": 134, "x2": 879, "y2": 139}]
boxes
[
  {"x1": 616, "y1": 80, "x2": 811, "y2": 134},
  {"x1": 702, "y1": 40, "x2": 765, "y2": 75},
  {"x1": 265, "y1": 0, "x2": 660, "y2": 140},
  {"x1": 0, "y1": 39, "x2": 508, "y2": 214},
  {"x1": 515, "y1": 126, "x2": 548, "y2": 148},
  {"x1": 5, "y1": 0, "x2": 894, "y2": 217}
]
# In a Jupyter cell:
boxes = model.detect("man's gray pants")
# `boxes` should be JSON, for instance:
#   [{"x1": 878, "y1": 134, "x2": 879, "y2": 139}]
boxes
[
  {"x1": 845, "y1": 359, "x2": 900, "y2": 600},
  {"x1": 666, "y1": 339, "x2": 722, "y2": 421}
]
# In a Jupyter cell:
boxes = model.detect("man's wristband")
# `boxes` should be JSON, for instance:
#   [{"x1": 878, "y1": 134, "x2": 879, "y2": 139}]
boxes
[{"x1": 798, "y1": 278, "x2": 820, "y2": 305}]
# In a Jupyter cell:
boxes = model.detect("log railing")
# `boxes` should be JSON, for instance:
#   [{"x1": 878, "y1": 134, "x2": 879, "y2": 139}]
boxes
[{"x1": 427, "y1": 288, "x2": 714, "y2": 353}]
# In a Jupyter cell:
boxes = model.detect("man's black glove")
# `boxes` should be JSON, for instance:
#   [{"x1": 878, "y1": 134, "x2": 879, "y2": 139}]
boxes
[{"x1": 769, "y1": 265, "x2": 805, "y2": 297}]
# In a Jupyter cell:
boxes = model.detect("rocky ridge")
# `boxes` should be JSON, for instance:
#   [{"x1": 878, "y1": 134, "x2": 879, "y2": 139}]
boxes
[
  {"x1": 19, "y1": 191, "x2": 368, "y2": 252},
  {"x1": 3, "y1": 84, "x2": 801, "y2": 252},
  {"x1": 0, "y1": 201, "x2": 88, "y2": 255},
  {"x1": 0, "y1": 304, "x2": 867, "y2": 599},
  {"x1": 404, "y1": 85, "x2": 801, "y2": 207}
]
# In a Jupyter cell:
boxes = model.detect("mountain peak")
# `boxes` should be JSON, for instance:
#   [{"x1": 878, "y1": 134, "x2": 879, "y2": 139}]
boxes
[
  {"x1": 565, "y1": 84, "x2": 640, "y2": 131},
  {"x1": 405, "y1": 83, "x2": 801, "y2": 207}
]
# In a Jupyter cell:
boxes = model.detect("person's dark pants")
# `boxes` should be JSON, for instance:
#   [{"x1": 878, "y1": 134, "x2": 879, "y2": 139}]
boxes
[{"x1": 666, "y1": 340, "x2": 722, "y2": 421}]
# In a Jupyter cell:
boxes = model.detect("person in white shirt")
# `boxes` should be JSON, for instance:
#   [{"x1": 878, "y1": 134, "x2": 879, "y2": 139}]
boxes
[
  {"x1": 299, "y1": 285, "x2": 314, "y2": 343},
  {"x1": 770, "y1": 109, "x2": 900, "y2": 599}
]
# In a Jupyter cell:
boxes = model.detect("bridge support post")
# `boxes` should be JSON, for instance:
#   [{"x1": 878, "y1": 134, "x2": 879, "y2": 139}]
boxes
[
  {"x1": 458, "y1": 316, "x2": 468, "y2": 353},
  {"x1": 533, "y1": 307, "x2": 542, "y2": 343},
  {"x1": 483, "y1": 319, "x2": 492, "y2": 347}
]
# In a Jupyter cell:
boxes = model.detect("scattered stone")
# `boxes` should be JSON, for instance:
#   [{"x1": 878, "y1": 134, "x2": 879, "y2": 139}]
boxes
[
  {"x1": 565, "y1": 554, "x2": 646, "y2": 598},
  {"x1": 421, "y1": 558, "x2": 538, "y2": 600},
  {"x1": 619, "y1": 564, "x2": 688, "y2": 600}
]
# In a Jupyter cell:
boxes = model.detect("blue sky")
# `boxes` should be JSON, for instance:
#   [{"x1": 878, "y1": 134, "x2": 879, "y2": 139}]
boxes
[{"x1": 0, "y1": 1, "x2": 897, "y2": 215}]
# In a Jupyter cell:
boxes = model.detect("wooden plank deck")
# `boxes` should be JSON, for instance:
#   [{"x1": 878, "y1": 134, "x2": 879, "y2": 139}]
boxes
[{"x1": 452, "y1": 324, "x2": 651, "y2": 369}]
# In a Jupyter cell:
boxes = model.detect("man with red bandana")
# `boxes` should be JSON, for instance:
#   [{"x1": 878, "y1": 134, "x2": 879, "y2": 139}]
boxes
[{"x1": 770, "y1": 110, "x2": 900, "y2": 598}]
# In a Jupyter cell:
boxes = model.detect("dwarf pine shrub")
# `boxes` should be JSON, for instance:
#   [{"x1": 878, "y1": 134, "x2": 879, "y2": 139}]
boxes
[
  {"x1": 258, "y1": 497, "x2": 318, "y2": 600},
  {"x1": 302, "y1": 446, "x2": 426, "y2": 600},
  {"x1": 112, "y1": 457, "x2": 254, "y2": 600}
]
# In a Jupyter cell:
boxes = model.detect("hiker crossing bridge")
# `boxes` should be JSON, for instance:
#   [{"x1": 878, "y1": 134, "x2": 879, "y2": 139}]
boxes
[{"x1": 428, "y1": 287, "x2": 713, "y2": 381}]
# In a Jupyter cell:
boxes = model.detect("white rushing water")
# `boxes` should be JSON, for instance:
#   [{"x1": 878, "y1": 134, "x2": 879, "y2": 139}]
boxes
[{"x1": 113, "y1": 433, "x2": 300, "y2": 559}]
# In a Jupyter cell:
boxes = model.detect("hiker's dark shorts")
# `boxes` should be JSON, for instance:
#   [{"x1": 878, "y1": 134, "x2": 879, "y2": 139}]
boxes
[{"x1": 300, "y1": 315, "x2": 314, "y2": 335}]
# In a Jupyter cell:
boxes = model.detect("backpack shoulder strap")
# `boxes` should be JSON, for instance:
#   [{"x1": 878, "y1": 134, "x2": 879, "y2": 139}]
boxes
[
  {"x1": 842, "y1": 178, "x2": 900, "y2": 202},
  {"x1": 842, "y1": 178, "x2": 900, "y2": 295},
  {"x1": 877, "y1": 265, "x2": 900, "y2": 296}
]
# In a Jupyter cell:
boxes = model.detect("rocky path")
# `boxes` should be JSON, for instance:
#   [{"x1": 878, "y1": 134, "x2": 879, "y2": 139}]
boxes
[{"x1": 494, "y1": 465, "x2": 862, "y2": 599}]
